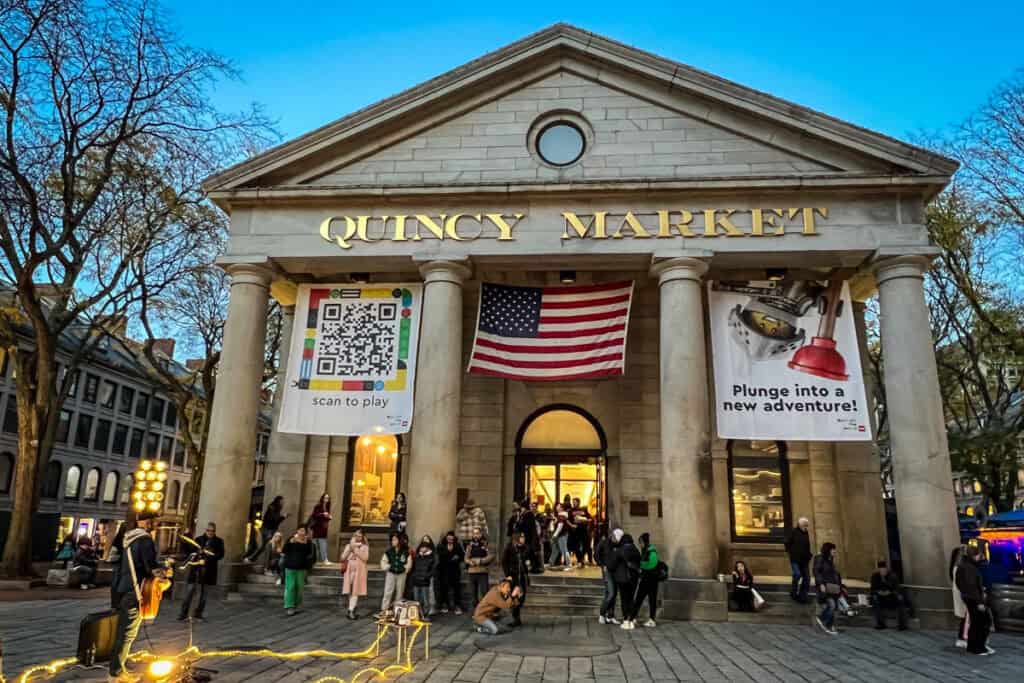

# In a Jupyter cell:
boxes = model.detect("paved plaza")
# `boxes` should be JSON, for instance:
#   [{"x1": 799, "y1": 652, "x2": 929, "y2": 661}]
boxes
[{"x1": 2, "y1": 596, "x2": 1024, "y2": 682}]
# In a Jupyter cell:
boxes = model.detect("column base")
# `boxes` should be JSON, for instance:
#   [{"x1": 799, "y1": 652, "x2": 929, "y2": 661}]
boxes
[
  {"x1": 904, "y1": 584, "x2": 957, "y2": 630},
  {"x1": 659, "y1": 578, "x2": 729, "y2": 621}
]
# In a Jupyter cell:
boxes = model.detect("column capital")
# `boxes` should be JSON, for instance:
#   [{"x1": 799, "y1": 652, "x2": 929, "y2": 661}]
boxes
[
  {"x1": 871, "y1": 255, "x2": 932, "y2": 286},
  {"x1": 650, "y1": 257, "x2": 709, "y2": 285},
  {"x1": 225, "y1": 262, "x2": 274, "y2": 288},
  {"x1": 419, "y1": 259, "x2": 472, "y2": 285}
]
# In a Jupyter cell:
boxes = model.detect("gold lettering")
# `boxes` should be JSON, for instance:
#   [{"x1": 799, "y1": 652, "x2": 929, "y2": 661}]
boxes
[
  {"x1": 343, "y1": 215, "x2": 375, "y2": 242},
  {"x1": 319, "y1": 216, "x2": 353, "y2": 250},
  {"x1": 703, "y1": 209, "x2": 743, "y2": 237},
  {"x1": 612, "y1": 211, "x2": 652, "y2": 239},
  {"x1": 485, "y1": 213, "x2": 523, "y2": 241},
  {"x1": 802, "y1": 207, "x2": 827, "y2": 235},
  {"x1": 391, "y1": 215, "x2": 409, "y2": 241},
  {"x1": 412, "y1": 214, "x2": 447, "y2": 240},
  {"x1": 444, "y1": 213, "x2": 483, "y2": 240},
  {"x1": 562, "y1": 212, "x2": 607, "y2": 239},
  {"x1": 751, "y1": 209, "x2": 787, "y2": 237},
  {"x1": 657, "y1": 210, "x2": 695, "y2": 238}
]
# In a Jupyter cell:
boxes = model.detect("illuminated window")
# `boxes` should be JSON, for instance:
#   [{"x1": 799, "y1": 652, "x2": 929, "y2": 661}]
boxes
[
  {"x1": 102, "y1": 471, "x2": 118, "y2": 503},
  {"x1": 120, "y1": 475, "x2": 133, "y2": 505},
  {"x1": 728, "y1": 440, "x2": 790, "y2": 542},
  {"x1": 973, "y1": 480, "x2": 982, "y2": 494},
  {"x1": 83, "y1": 467, "x2": 101, "y2": 501},
  {"x1": 64, "y1": 465, "x2": 82, "y2": 499},
  {"x1": 345, "y1": 434, "x2": 400, "y2": 529}
]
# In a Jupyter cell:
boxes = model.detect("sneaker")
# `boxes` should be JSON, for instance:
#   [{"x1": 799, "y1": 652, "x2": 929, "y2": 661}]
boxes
[
  {"x1": 440, "y1": 608, "x2": 449, "y2": 614},
  {"x1": 263, "y1": 570, "x2": 274, "y2": 576},
  {"x1": 242, "y1": 557, "x2": 253, "y2": 564},
  {"x1": 598, "y1": 615, "x2": 607, "y2": 624},
  {"x1": 814, "y1": 617, "x2": 830, "y2": 633},
  {"x1": 977, "y1": 650, "x2": 992, "y2": 657},
  {"x1": 955, "y1": 639, "x2": 967, "y2": 649},
  {"x1": 643, "y1": 619, "x2": 656, "y2": 628},
  {"x1": 985, "y1": 646, "x2": 996, "y2": 655},
  {"x1": 620, "y1": 621, "x2": 631, "y2": 630},
  {"x1": 454, "y1": 608, "x2": 463, "y2": 615},
  {"x1": 286, "y1": 609, "x2": 295, "y2": 617},
  {"x1": 275, "y1": 578, "x2": 282, "y2": 586},
  {"x1": 80, "y1": 584, "x2": 89, "y2": 590},
  {"x1": 607, "y1": 617, "x2": 621, "y2": 625},
  {"x1": 828, "y1": 626, "x2": 839, "y2": 635}
]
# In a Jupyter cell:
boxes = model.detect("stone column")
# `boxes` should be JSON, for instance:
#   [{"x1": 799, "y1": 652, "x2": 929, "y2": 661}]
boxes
[
  {"x1": 873, "y1": 256, "x2": 958, "y2": 587},
  {"x1": 407, "y1": 260, "x2": 471, "y2": 542},
  {"x1": 263, "y1": 304, "x2": 308, "y2": 528},
  {"x1": 196, "y1": 263, "x2": 272, "y2": 562},
  {"x1": 651, "y1": 257, "x2": 717, "y2": 577}
]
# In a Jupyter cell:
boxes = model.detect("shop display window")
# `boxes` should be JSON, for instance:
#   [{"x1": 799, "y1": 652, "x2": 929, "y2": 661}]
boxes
[
  {"x1": 345, "y1": 434, "x2": 400, "y2": 529},
  {"x1": 728, "y1": 440, "x2": 790, "y2": 542}
]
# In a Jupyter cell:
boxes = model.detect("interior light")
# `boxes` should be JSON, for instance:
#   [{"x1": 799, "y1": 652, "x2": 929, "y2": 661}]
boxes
[
  {"x1": 559, "y1": 270, "x2": 576, "y2": 284},
  {"x1": 376, "y1": 445, "x2": 386, "y2": 455},
  {"x1": 360, "y1": 437, "x2": 372, "y2": 446},
  {"x1": 351, "y1": 272, "x2": 370, "y2": 283},
  {"x1": 391, "y1": 452, "x2": 398, "y2": 459},
  {"x1": 766, "y1": 268, "x2": 787, "y2": 281}
]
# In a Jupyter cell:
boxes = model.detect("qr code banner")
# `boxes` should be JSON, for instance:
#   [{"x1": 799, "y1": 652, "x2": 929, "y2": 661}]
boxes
[{"x1": 279, "y1": 283, "x2": 424, "y2": 436}]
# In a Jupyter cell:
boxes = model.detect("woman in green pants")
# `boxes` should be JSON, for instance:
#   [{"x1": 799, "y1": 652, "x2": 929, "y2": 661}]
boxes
[{"x1": 282, "y1": 526, "x2": 315, "y2": 616}]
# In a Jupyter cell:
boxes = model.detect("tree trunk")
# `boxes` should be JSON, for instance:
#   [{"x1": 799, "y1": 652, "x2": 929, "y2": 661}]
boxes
[{"x1": 1, "y1": 356, "x2": 42, "y2": 577}]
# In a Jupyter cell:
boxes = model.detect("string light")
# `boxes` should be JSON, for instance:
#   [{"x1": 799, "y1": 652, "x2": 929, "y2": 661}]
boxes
[{"x1": 2, "y1": 621, "x2": 429, "y2": 683}]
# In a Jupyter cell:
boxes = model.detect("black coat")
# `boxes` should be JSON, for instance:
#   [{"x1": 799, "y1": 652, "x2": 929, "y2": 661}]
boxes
[
  {"x1": 784, "y1": 527, "x2": 812, "y2": 564},
  {"x1": 281, "y1": 540, "x2": 315, "y2": 571},
  {"x1": 517, "y1": 510, "x2": 539, "y2": 544},
  {"x1": 184, "y1": 534, "x2": 225, "y2": 585},
  {"x1": 388, "y1": 502, "x2": 407, "y2": 533},
  {"x1": 608, "y1": 540, "x2": 641, "y2": 584},
  {"x1": 410, "y1": 550, "x2": 437, "y2": 587},
  {"x1": 955, "y1": 557, "x2": 985, "y2": 606},
  {"x1": 263, "y1": 503, "x2": 285, "y2": 533},
  {"x1": 502, "y1": 542, "x2": 531, "y2": 589},
  {"x1": 112, "y1": 530, "x2": 159, "y2": 595},
  {"x1": 595, "y1": 537, "x2": 615, "y2": 567},
  {"x1": 436, "y1": 541, "x2": 464, "y2": 581}
]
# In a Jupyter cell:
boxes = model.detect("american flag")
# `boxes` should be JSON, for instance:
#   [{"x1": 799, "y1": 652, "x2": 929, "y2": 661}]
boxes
[{"x1": 467, "y1": 281, "x2": 634, "y2": 381}]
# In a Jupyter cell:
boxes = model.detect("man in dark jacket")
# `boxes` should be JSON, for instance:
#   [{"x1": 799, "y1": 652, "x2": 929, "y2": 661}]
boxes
[
  {"x1": 435, "y1": 531, "x2": 465, "y2": 614},
  {"x1": 869, "y1": 561, "x2": 907, "y2": 630},
  {"x1": 784, "y1": 517, "x2": 812, "y2": 603},
  {"x1": 607, "y1": 533, "x2": 642, "y2": 629},
  {"x1": 178, "y1": 522, "x2": 226, "y2": 621},
  {"x1": 502, "y1": 532, "x2": 531, "y2": 627},
  {"x1": 110, "y1": 513, "x2": 162, "y2": 681},
  {"x1": 595, "y1": 529, "x2": 621, "y2": 624},
  {"x1": 517, "y1": 500, "x2": 542, "y2": 573},
  {"x1": 955, "y1": 545, "x2": 993, "y2": 655}
]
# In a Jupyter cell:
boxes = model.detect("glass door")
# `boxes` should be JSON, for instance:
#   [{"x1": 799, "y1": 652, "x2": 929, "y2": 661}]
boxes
[{"x1": 522, "y1": 457, "x2": 605, "y2": 525}]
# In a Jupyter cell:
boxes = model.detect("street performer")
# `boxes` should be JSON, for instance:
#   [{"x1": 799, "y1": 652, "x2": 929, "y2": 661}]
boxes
[{"x1": 109, "y1": 511, "x2": 164, "y2": 683}]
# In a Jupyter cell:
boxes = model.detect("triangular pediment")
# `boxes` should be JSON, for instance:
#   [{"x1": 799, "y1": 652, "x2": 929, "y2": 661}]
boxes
[{"x1": 204, "y1": 24, "x2": 955, "y2": 199}]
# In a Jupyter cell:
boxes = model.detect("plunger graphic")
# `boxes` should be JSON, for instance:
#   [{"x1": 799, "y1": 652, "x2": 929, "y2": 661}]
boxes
[{"x1": 787, "y1": 279, "x2": 849, "y2": 381}]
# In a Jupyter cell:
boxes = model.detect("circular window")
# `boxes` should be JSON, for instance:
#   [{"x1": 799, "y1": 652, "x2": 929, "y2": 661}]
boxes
[{"x1": 536, "y1": 122, "x2": 585, "y2": 166}]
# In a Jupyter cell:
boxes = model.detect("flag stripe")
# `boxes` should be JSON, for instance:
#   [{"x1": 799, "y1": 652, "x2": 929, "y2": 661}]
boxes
[
  {"x1": 541, "y1": 282, "x2": 631, "y2": 295},
  {"x1": 541, "y1": 293, "x2": 631, "y2": 309},
  {"x1": 539, "y1": 309, "x2": 628, "y2": 325},
  {"x1": 475, "y1": 337, "x2": 624, "y2": 354},
  {"x1": 471, "y1": 351, "x2": 623, "y2": 369},
  {"x1": 467, "y1": 363, "x2": 624, "y2": 381},
  {"x1": 536, "y1": 323, "x2": 627, "y2": 339}
]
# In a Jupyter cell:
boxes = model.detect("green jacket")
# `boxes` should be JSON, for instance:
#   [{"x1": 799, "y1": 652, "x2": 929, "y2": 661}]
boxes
[{"x1": 640, "y1": 544, "x2": 659, "y2": 572}]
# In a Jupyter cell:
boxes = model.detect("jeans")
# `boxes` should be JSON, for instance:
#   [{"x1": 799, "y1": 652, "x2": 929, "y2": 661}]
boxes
[
  {"x1": 436, "y1": 573, "x2": 463, "y2": 611},
  {"x1": 872, "y1": 594, "x2": 907, "y2": 628},
  {"x1": 477, "y1": 618, "x2": 500, "y2": 635},
  {"x1": 548, "y1": 535, "x2": 569, "y2": 566},
  {"x1": 600, "y1": 567, "x2": 618, "y2": 618},
  {"x1": 790, "y1": 561, "x2": 809, "y2": 600},
  {"x1": 284, "y1": 569, "x2": 306, "y2": 609},
  {"x1": 109, "y1": 592, "x2": 142, "y2": 676},
  {"x1": 179, "y1": 582, "x2": 208, "y2": 619},
  {"x1": 469, "y1": 573, "x2": 489, "y2": 606},
  {"x1": 246, "y1": 528, "x2": 275, "y2": 562},
  {"x1": 819, "y1": 596, "x2": 837, "y2": 628},
  {"x1": 633, "y1": 575, "x2": 658, "y2": 620},
  {"x1": 382, "y1": 572, "x2": 407, "y2": 612},
  {"x1": 75, "y1": 565, "x2": 97, "y2": 587},
  {"x1": 412, "y1": 585, "x2": 432, "y2": 614},
  {"x1": 314, "y1": 537, "x2": 328, "y2": 563}
]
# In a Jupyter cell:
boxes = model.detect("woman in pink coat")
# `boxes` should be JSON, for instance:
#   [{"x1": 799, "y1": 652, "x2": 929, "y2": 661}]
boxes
[{"x1": 341, "y1": 529, "x2": 370, "y2": 620}]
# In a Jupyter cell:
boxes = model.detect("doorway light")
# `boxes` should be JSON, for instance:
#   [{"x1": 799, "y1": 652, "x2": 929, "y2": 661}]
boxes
[{"x1": 559, "y1": 270, "x2": 576, "y2": 284}]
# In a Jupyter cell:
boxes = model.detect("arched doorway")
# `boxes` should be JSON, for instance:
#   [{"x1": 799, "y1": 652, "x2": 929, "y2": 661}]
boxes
[{"x1": 514, "y1": 405, "x2": 607, "y2": 528}]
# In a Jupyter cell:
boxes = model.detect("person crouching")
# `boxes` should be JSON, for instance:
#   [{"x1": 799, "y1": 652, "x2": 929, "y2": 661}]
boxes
[{"x1": 473, "y1": 577, "x2": 522, "y2": 635}]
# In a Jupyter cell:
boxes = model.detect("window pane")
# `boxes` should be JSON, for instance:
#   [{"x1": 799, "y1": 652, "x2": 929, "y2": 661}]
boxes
[
  {"x1": 56, "y1": 410, "x2": 72, "y2": 443},
  {"x1": 83, "y1": 468, "x2": 101, "y2": 500},
  {"x1": 65, "y1": 465, "x2": 82, "y2": 499},
  {"x1": 145, "y1": 432, "x2": 159, "y2": 459},
  {"x1": 93, "y1": 419, "x2": 111, "y2": 452},
  {"x1": 99, "y1": 380, "x2": 117, "y2": 409},
  {"x1": 130, "y1": 428, "x2": 145, "y2": 458},
  {"x1": 527, "y1": 465, "x2": 557, "y2": 508},
  {"x1": 730, "y1": 440, "x2": 788, "y2": 542},
  {"x1": 347, "y1": 434, "x2": 399, "y2": 528},
  {"x1": 74, "y1": 414, "x2": 93, "y2": 448},
  {"x1": 102, "y1": 471, "x2": 118, "y2": 503},
  {"x1": 150, "y1": 397, "x2": 165, "y2": 424},
  {"x1": 160, "y1": 435, "x2": 173, "y2": 461},
  {"x1": 119, "y1": 386, "x2": 135, "y2": 414},
  {"x1": 44, "y1": 461, "x2": 62, "y2": 498},
  {"x1": 83, "y1": 374, "x2": 100, "y2": 403},
  {"x1": 64, "y1": 369, "x2": 79, "y2": 399},
  {"x1": 111, "y1": 424, "x2": 128, "y2": 455},
  {"x1": 173, "y1": 440, "x2": 185, "y2": 468},
  {"x1": 135, "y1": 393, "x2": 149, "y2": 419},
  {"x1": 2, "y1": 397, "x2": 17, "y2": 434},
  {"x1": 120, "y1": 474, "x2": 133, "y2": 504},
  {"x1": 165, "y1": 401, "x2": 177, "y2": 427},
  {"x1": 0, "y1": 452, "x2": 13, "y2": 494}
]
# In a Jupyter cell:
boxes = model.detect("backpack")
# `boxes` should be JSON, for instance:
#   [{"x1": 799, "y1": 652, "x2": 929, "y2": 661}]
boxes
[{"x1": 655, "y1": 561, "x2": 669, "y2": 582}]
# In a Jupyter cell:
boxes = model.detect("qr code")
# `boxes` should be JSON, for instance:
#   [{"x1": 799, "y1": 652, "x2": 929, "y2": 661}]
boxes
[{"x1": 315, "y1": 301, "x2": 399, "y2": 379}]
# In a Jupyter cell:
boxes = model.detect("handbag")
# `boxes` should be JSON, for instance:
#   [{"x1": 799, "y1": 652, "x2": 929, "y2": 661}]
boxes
[
  {"x1": 752, "y1": 588, "x2": 766, "y2": 610},
  {"x1": 338, "y1": 558, "x2": 349, "y2": 574}
]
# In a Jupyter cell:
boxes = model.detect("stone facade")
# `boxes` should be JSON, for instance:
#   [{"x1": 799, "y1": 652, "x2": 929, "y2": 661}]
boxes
[{"x1": 197, "y1": 25, "x2": 959, "y2": 613}]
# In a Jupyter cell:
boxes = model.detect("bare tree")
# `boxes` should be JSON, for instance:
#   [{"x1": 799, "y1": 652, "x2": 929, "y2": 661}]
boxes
[{"x1": 0, "y1": 0, "x2": 271, "y2": 576}]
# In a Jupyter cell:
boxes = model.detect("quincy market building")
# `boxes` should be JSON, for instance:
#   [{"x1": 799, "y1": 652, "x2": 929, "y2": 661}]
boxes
[{"x1": 198, "y1": 25, "x2": 960, "y2": 621}]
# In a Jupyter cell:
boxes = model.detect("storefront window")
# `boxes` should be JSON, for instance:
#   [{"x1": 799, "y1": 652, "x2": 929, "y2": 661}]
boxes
[
  {"x1": 345, "y1": 434, "x2": 400, "y2": 529},
  {"x1": 728, "y1": 440, "x2": 790, "y2": 542}
]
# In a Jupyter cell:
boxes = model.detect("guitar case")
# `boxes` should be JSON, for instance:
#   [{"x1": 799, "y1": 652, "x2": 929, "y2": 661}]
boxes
[{"x1": 76, "y1": 609, "x2": 119, "y2": 665}]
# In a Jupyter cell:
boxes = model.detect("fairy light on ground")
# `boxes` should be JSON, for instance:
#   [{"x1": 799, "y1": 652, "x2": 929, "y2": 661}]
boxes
[{"x1": 2, "y1": 621, "x2": 429, "y2": 683}]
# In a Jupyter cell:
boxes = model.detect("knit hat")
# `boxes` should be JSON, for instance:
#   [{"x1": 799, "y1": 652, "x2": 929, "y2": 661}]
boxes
[{"x1": 611, "y1": 528, "x2": 624, "y2": 542}]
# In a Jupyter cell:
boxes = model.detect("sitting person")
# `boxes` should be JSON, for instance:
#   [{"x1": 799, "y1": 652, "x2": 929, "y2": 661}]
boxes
[
  {"x1": 473, "y1": 577, "x2": 522, "y2": 635},
  {"x1": 870, "y1": 560, "x2": 908, "y2": 630},
  {"x1": 55, "y1": 534, "x2": 76, "y2": 568},
  {"x1": 731, "y1": 560, "x2": 755, "y2": 611},
  {"x1": 73, "y1": 537, "x2": 99, "y2": 589}
]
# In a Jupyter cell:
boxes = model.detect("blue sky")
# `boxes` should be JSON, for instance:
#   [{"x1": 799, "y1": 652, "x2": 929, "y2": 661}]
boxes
[{"x1": 169, "y1": 2, "x2": 1023, "y2": 145}]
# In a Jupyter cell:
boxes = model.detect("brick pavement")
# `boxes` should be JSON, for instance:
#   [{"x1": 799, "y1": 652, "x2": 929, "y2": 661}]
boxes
[{"x1": 1, "y1": 596, "x2": 1022, "y2": 682}]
